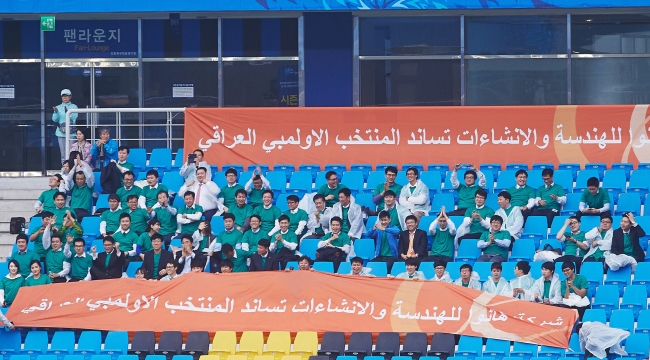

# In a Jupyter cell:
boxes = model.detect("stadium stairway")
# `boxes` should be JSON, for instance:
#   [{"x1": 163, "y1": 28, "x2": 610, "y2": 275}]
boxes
[{"x1": 0, "y1": 177, "x2": 46, "y2": 261}]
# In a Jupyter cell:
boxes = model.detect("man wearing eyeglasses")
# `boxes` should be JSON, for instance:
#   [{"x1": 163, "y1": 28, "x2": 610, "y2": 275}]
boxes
[
  {"x1": 583, "y1": 214, "x2": 614, "y2": 266},
  {"x1": 554, "y1": 216, "x2": 589, "y2": 272},
  {"x1": 317, "y1": 171, "x2": 347, "y2": 208}
]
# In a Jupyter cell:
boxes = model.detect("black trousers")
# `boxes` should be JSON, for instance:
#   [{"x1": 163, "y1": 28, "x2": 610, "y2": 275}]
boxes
[
  {"x1": 555, "y1": 255, "x2": 584, "y2": 272},
  {"x1": 457, "y1": 232, "x2": 482, "y2": 244},
  {"x1": 576, "y1": 210, "x2": 611, "y2": 220},
  {"x1": 447, "y1": 208, "x2": 468, "y2": 217},
  {"x1": 530, "y1": 208, "x2": 558, "y2": 227}
]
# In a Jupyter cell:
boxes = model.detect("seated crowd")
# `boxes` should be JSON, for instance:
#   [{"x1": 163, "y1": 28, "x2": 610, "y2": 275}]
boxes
[{"x1": 9, "y1": 150, "x2": 645, "y2": 318}]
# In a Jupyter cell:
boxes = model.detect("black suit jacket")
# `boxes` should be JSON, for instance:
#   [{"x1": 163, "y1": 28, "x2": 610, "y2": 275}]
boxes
[
  {"x1": 92, "y1": 251, "x2": 126, "y2": 279},
  {"x1": 611, "y1": 225, "x2": 646, "y2": 263},
  {"x1": 143, "y1": 249, "x2": 174, "y2": 280},
  {"x1": 249, "y1": 252, "x2": 280, "y2": 271},
  {"x1": 397, "y1": 229, "x2": 428, "y2": 259}
]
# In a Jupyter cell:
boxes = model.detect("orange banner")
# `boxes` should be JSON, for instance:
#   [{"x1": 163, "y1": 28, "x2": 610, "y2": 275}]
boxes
[
  {"x1": 184, "y1": 105, "x2": 650, "y2": 167},
  {"x1": 8, "y1": 272, "x2": 576, "y2": 347}
]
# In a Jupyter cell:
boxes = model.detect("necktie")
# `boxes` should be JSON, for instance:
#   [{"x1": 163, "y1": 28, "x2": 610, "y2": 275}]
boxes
[
  {"x1": 195, "y1": 183, "x2": 202, "y2": 205},
  {"x1": 408, "y1": 232, "x2": 415, "y2": 256}
]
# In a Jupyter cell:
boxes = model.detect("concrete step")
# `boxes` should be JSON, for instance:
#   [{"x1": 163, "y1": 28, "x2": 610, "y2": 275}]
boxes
[
  {"x1": 0, "y1": 177, "x2": 49, "y2": 190},
  {"x1": 0, "y1": 233, "x2": 14, "y2": 260},
  {"x1": 0, "y1": 189, "x2": 43, "y2": 200},
  {"x1": 0, "y1": 210, "x2": 36, "y2": 224}
]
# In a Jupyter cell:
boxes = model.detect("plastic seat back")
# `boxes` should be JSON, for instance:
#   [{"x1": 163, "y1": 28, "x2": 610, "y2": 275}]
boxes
[
  {"x1": 148, "y1": 148, "x2": 172, "y2": 171},
  {"x1": 291, "y1": 332, "x2": 318, "y2": 360},
  {"x1": 317, "y1": 332, "x2": 345, "y2": 360},
  {"x1": 102, "y1": 332, "x2": 128, "y2": 360},
  {"x1": 183, "y1": 332, "x2": 210, "y2": 359},
  {"x1": 208, "y1": 332, "x2": 236, "y2": 358},
  {"x1": 236, "y1": 331, "x2": 264, "y2": 360},
  {"x1": 262, "y1": 332, "x2": 291, "y2": 360},
  {"x1": 345, "y1": 333, "x2": 372, "y2": 357}
]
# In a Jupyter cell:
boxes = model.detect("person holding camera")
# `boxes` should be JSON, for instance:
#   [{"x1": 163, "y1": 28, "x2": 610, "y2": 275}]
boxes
[
  {"x1": 180, "y1": 149, "x2": 212, "y2": 183},
  {"x1": 52, "y1": 89, "x2": 79, "y2": 165}
]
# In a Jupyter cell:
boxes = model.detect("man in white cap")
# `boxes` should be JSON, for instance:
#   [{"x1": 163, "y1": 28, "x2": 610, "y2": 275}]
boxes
[{"x1": 52, "y1": 89, "x2": 79, "y2": 165}]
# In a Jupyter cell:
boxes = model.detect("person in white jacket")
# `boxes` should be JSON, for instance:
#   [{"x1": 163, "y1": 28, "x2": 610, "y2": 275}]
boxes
[
  {"x1": 583, "y1": 215, "x2": 614, "y2": 265},
  {"x1": 179, "y1": 149, "x2": 212, "y2": 183},
  {"x1": 304, "y1": 194, "x2": 331, "y2": 238},
  {"x1": 322, "y1": 188, "x2": 364, "y2": 240},
  {"x1": 431, "y1": 261, "x2": 453, "y2": 283},
  {"x1": 510, "y1": 261, "x2": 536, "y2": 299},
  {"x1": 453, "y1": 263, "x2": 482, "y2": 290},
  {"x1": 399, "y1": 167, "x2": 430, "y2": 222},
  {"x1": 482, "y1": 262, "x2": 512, "y2": 296},
  {"x1": 494, "y1": 191, "x2": 524, "y2": 240},
  {"x1": 524, "y1": 261, "x2": 562, "y2": 305}
]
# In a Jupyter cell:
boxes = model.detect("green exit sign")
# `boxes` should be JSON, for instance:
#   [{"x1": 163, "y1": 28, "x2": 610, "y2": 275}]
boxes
[{"x1": 41, "y1": 16, "x2": 55, "y2": 31}]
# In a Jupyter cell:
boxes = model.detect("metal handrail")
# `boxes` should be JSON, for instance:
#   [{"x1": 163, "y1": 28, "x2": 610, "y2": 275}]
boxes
[{"x1": 65, "y1": 107, "x2": 185, "y2": 157}]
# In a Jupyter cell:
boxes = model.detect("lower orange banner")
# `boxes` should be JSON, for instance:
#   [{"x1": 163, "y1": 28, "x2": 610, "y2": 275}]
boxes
[{"x1": 7, "y1": 272, "x2": 576, "y2": 348}]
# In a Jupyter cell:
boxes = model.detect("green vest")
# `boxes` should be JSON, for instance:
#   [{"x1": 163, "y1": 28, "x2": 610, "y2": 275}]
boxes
[
  {"x1": 155, "y1": 205, "x2": 177, "y2": 236},
  {"x1": 465, "y1": 206, "x2": 495, "y2": 234},
  {"x1": 317, "y1": 183, "x2": 348, "y2": 208},
  {"x1": 177, "y1": 205, "x2": 204, "y2": 234},
  {"x1": 457, "y1": 185, "x2": 479, "y2": 209},
  {"x1": 70, "y1": 184, "x2": 93, "y2": 210},
  {"x1": 12, "y1": 250, "x2": 41, "y2": 277},
  {"x1": 563, "y1": 231, "x2": 588, "y2": 257},
  {"x1": 271, "y1": 230, "x2": 298, "y2": 253},
  {"x1": 479, "y1": 230, "x2": 511, "y2": 258},
  {"x1": 536, "y1": 184, "x2": 565, "y2": 211},
  {"x1": 137, "y1": 233, "x2": 154, "y2": 253},
  {"x1": 242, "y1": 229, "x2": 266, "y2": 249},
  {"x1": 219, "y1": 184, "x2": 245, "y2": 210},
  {"x1": 116, "y1": 186, "x2": 141, "y2": 209},
  {"x1": 126, "y1": 208, "x2": 150, "y2": 235},
  {"x1": 51, "y1": 206, "x2": 75, "y2": 229},
  {"x1": 45, "y1": 248, "x2": 66, "y2": 274},
  {"x1": 25, "y1": 275, "x2": 52, "y2": 286},
  {"x1": 112, "y1": 229, "x2": 139, "y2": 252},
  {"x1": 0, "y1": 276, "x2": 25, "y2": 305},
  {"x1": 253, "y1": 205, "x2": 282, "y2": 234},
  {"x1": 101, "y1": 209, "x2": 122, "y2": 234},
  {"x1": 38, "y1": 188, "x2": 59, "y2": 212},
  {"x1": 374, "y1": 183, "x2": 403, "y2": 211},
  {"x1": 507, "y1": 185, "x2": 536, "y2": 207},
  {"x1": 321, "y1": 232, "x2": 351, "y2": 248},
  {"x1": 430, "y1": 228, "x2": 454, "y2": 258},
  {"x1": 217, "y1": 229, "x2": 244, "y2": 247},
  {"x1": 141, "y1": 184, "x2": 169, "y2": 208},
  {"x1": 229, "y1": 204, "x2": 253, "y2": 228},
  {"x1": 65, "y1": 254, "x2": 93, "y2": 280},
  {"x1": 249, "y1": 188, "x2": 265, "y2": 208},
  {"x1": 284, "y1": 208, "x2": 309, "y2": 234}
]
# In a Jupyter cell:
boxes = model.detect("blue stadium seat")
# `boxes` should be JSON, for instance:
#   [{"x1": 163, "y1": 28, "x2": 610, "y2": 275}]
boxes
[
  {"x1": 456, "y1": 240, "x2": 480, "y2": 264},
  {"x1": 579, "y1": 216, "x2": 600, "y2": 233},
  {"x1": 93, "y1": 172, "x2": 104, "y2": 194},
  {"x1": 93, "y1": 194, "x2": 109, "y2": 211},
  {"x1": 76, "y1": 331, "x2": 102, "y2": 359},
  {"x1": 628, "y1": 170, "x2": 650, "y2": 204},
  {"x1": 266, "y1": 171, "x2": 287, "y2": 193},
  {"x1": 0, "y1": 262, "x2": 8, "y2": 278},
  {"x1": 337, "y1": 262, "x2": 351, "y2": 274},
  {"x1": 631, "y1": 262, "x2": 650, "y2": 296},
  {"x1": 574, "y1": 170, "x2": 600, "y2": 191},
  {"x1": 582, "y1": 309, "x2": 607, "y2": 323},
  {"x1": 342, "y1": 171, "x2": 364, "y2": 196},
  {"x1": 222, "y1": 164, "x2": 244, "y2": 175},
  {"x1": 511, "y1": 343, "x2": 537, "y2": 360},
  {"x1": 246, "y1": 164, "x2": 270, "y2": 176},
  {"x1": 558, "y1": 163, "x2": 580, "y2": 181},
  {"x1": 473, "y1": 262, "x2": 493, "y2": 282},
  {"x1": 287, "y1": 171, "x2": 312, "y2": 197},
  {"x1": 171, "y1": 148, "x2": 184, "y2": 169},
  {"x1": 366, "y1": 262, "x2": 387, "y2": 277},
  {"x1": 285, "y1": 261, "x2": 299, "y2": 270},
  {"x1": 349, "y1": 164, "x2": 372, "y2": 182},
  {"x1": 480, "y1": 164, "x2": 502, "y2": 181},
  {"x1": 634, "y1": 216, "x2": 650, "y2": 251},
  {"x1": 355, "y1": 193, "x2": 376, "y2": 211},
  {"x1": 539, "y1": 239, "x2": 563, "y2": 253},
  {"x1": 396, "y1": 171, "x2": 408, "y2": 186},
  {"x1": 532, "y1": 163, "x2": 554, "y2": 171},
  {"x1": 456, "y1": 336, "x2": 483, "y2": 360},
  {"x1": 625, "y1": 333, "x2": 649, "y2": 360},
  {"x1": 312, "y1": 262, "x2": 334, "y2": 273},
  {"x1": 168, "y1": 238, "x2": 182, "y2": 251},
  {"x1": 314, "y1": 171, "x2": 328, "y2": 189},
  {"x1": 579, "y1": 262, "x2": 603, "y2": 298},
  {"x1": 419, "y1": 262, "x2": 435, "y2": 280},
  {"x1": 81, "y1": 216, "x2": 101, "y2": 241},
  {"x1": 402, "y1": 164, "x2": 425, "y2": 174},
  {"x1": 500, "y1": 262, "x2": 516, "y2": 281},
  {"x1": 37, "y1": 355, "x2": 58, "y2": 360},
  {"x1": 273, "y1": 164, "x2": 295, "y2": 181},
  {"x1": 324, "y1": 164, "x2": 347, "y2": 180},
  {"x1": 48, "y1": 331, "x2": 76, "y2": 358},
  {"x1": 604, "y1": 266, "x2": 631, "y2": 296},
  {"x1": 537, "y1": 347, "x2": 565, "y2": 360},
  {"x1": 162, "y1": 172, "x2": 184, "y2": 194},
  {"x1": 505, "y1": 164, "x2": 528, "y2": 171},
  {"x1": 430, "y1": 193, "x2": 455, "y2": 215},
  {"x1": 376, "y1": 164, "x2": 398, "y2": 173},
  {"x1": 616, "y1": 193, "x2": 641, "y2": 215},
  {"x1": 610, "y1": 309, "x2": 635, "y2": 335},
  {"x1": 9, "y1": 355, "x2": 30, "y2": 360},
  {"x1": 172, "y1": 194, "x2": 185, "y2": 208},
  {"x1": 621, "y1": 285, "x2": 647, "y2": 320},
  {"x1": 27, "y1": 217, "x2": 43, "y2": 235},
  {"x1": 390, "y1": 262, "x2": 406, "y2": 277},
  {"x1": 298, "y1": 164, "x2": 320, "y2": 182},
  {"x1": 522, "y1": 216, "x2": 549, "y2": 243},
  {"x1": 237, "y1": 171, "x2": 253, "y2": 183},
  {"x1": 526, "y1": 170, "x2": 543, "y2": 189},
  {"x1": 421, "y1": 171, "x2": 442, "y2": 197},
  {"x1": 584, "y1": 163, "x2": 607, "y2": 180},
  {"x1": 298, "y1": 239, "x2": 319, "y2": 259},
  {"x1": 275, "y1": 194, "x2": 289, "y2": 211},
  {"x1": 564, "y1": 335, "x2": 584, "y2": 359},
  {"x1": 23, "y1": 331, "x2": 49, "y2": 357},
  {"x1": 603, "y1": 169, "x2": 627, "y2": 200},
  {"x1": 101, "y1": 332, "x2": 128, "y2": 360},
  {"x1": 353, "y1": 239, "x2": 375, "y2": 260},
  {"x1": 212, "y1": 171, "x2": 227, "y2": 188},
  {"x1": 209, "y1": 216, "x2": 224, "y2": 235},
  {"x1": 549, "y1": 216, "x2": 569, "y2": 238},
  {"x1": 148, "y1": 148, "x2": 172, "y2": 172},
  {"x1": 427, "y1": 164, "x2": 449, "y2": 181},
  {"x1": 485, "y1": 194, "x2": 499, "y2": 212},
  {"x1": 560, "y1": 193, "x2": 581, "y2": 216},
  {"x1": 366, "y1": 171, "x2": 386, "y2": 192},
  {"x1": 445, "y1": 262, "x2": 463, "y2": 279},
  {"x1": 365, "y1": 216, "x2": 378, "y2": 234},
  {"x1": 592, "y1": 285, "x2": 620, "y2": 319},
  {"x1": 510, "y1": 239, "x2": 535, "y2": 262},
  {"x1": 129, "y1": 148, "x2": 147, "y2": 172},
  {"x1": 553, "y1": 170, "x2": 573, "y2": 193},
  {"x1": 494, "y1": 170, "x2": 516, "y2": 193},
  {"x1": 482, "y1": 170, "x2": 495, "y2": 193},
  {"x1": 637, "y1": 310, "x2": 650, "y2": 335},
  {"x1": 611, "y1": 163, "x2": 633, "y2": 180},
  {"x1": 484, "y1": 339, "x2": 510, "y2": 360}
]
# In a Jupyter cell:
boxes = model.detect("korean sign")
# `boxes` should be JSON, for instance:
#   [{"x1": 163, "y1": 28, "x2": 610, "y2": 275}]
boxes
[{"x1": 45, "y1": 20, "x2": 137, "y2": 58}]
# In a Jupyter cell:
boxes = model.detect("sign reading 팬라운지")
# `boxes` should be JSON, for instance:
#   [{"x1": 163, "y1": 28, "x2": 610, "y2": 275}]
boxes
[{"x1": 45, "y1": 20, "x2": 137, "y2": 58}]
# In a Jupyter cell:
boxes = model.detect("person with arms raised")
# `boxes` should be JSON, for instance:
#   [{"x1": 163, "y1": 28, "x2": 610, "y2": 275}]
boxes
[
  {"x1": 448, "y1": 164, "x2": 487, "y2": 216},
  {"x1": 317, "y1": 171, "x2": 347, "y2": 208},
  {"x1": 244, "y1": 166, "x2": 271, "y2": 208},
  {"x1": 90, "y1": 236, "x2": 126, "y2": 280},
  {"x1": 373, "y1": 166, "x2": 403, "y2": 212},
  {"x1": 34, "y1": 174, "x2": 66, "y2": 214}
]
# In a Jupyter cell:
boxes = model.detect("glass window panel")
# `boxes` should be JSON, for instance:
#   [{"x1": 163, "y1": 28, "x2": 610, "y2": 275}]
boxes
[
  {"x1": 360, "y1": 17, "x2": 460, "y2": 56},
  {"x1": 360, "y1": 59, "x2": 460, "y2": 106},
  {"x1": 144, "y1": 62, "x2": 219, "y2": 108},
  {"x1": 466, "y1": 16, "x2": 566, "y2": 55},
  {"x1": 466, "y1": 59, "x2": 567, "y2": 105},
  {"x1": 0, "y1": 109, "x2": 42, "y2": 171},
  {"x1": 573, "y1": 58, "x2": 650, "y2": 104},
  {"x1": 224, "y1": 61, "x2": 298, "y2": 107},
  {"x1": 222, "y1": 18, "x2": 298, "y2": 57},
  {"x1": 572, "y1": 15, "x2": 650, "y2": 54}
]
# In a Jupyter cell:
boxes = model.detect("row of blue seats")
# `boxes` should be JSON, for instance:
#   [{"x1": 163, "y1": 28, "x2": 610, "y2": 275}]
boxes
[{"x1": 584, "y1": 309, "x2": 650, "y2": 332}]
